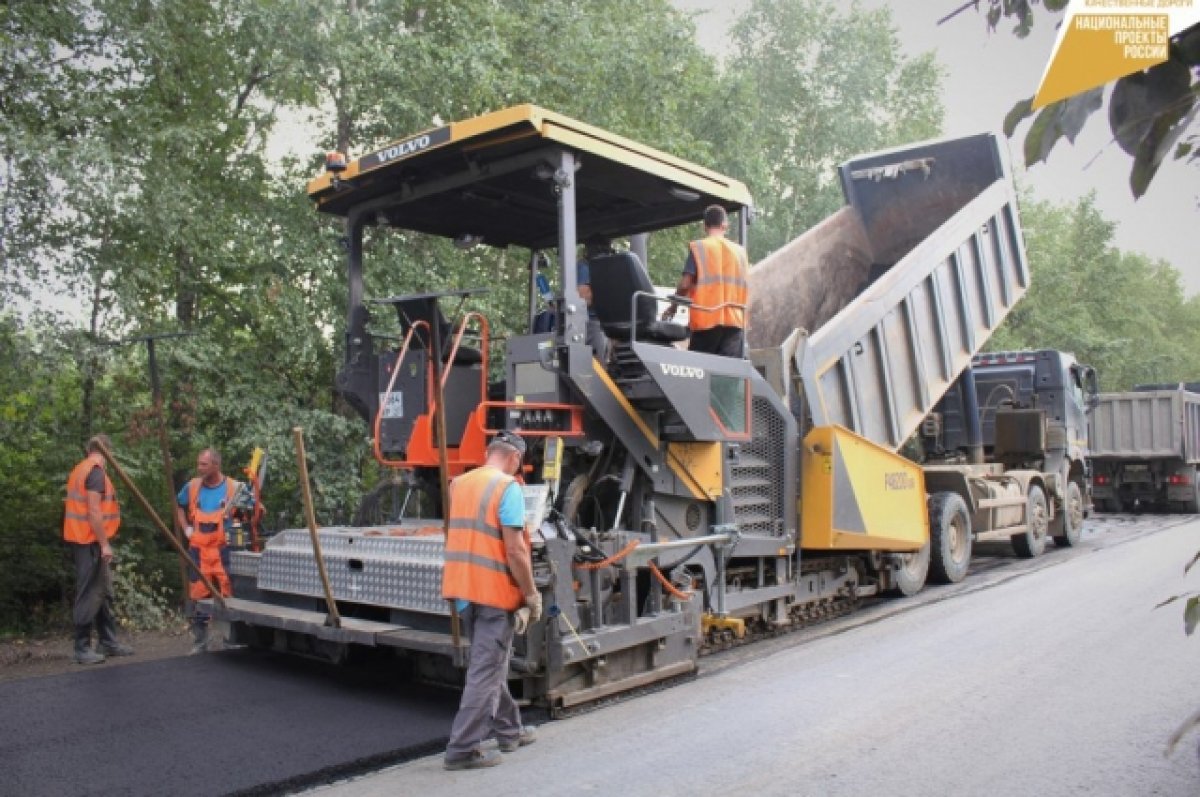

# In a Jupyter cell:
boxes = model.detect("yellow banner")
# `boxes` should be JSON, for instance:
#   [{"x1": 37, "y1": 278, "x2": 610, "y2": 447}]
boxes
[{"x1": 1033, "y1": 1, "x2": 1200, "y2": 110}]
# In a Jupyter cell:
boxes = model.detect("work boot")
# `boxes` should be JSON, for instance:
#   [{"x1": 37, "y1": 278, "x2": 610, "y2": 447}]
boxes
[
  {"x1": 73, "y1": 626, "x2": 105, "y2": 665},
  {"x1": 189, "y1": 619, "x2": 209, "y2": 655},
  {"x1": 74, "y1": 648, "x2": 106, "y2": 665},
  {"x1": 443, "y1": 750, "x2": 502, "y2": 770},
  {"x1": 99, "y1": 641, "x2": 134, "y2": 657},
  {"x1": 498, "y1": 726, "x2": 537, "y2": 753}
]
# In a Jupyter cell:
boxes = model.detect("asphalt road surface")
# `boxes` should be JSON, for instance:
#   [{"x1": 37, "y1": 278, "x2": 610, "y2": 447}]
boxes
[
  {"x1": 3, "y1": 513, "x2": 1197, "y2": 796},
  {"x1": 0, "y1": 648, "x2": 459, "y2": 796},
  {"x1": 312, "y1": 514, "x2": 1200, "y2": 797}
]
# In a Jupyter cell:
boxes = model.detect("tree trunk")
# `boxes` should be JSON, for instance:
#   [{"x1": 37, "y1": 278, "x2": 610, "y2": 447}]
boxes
[
  {"x1": 175, "y1": 246, "x2": 196, "y2": 327},
  {"x1": 80, "y1": 272, "x2": 103, "y2": 444}
]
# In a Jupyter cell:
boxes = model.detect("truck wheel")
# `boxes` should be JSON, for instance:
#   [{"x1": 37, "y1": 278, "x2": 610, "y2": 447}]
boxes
[
  {"x1": 1051, "y1": 481, "x2": 1084, "y2": 547},
  {"x1": 1183, "y1": 483, "x2": 1200, "y2": 515},
  {"x1": 928, "y1": 492, "x2": 972, "y2": 583},
  {"x1": 893, "y1": 540, "x2": 930, "y2": 597},
  {"x1": 1011, "y1": 485, "x2": 1048, "y2": 558},
  {"x1": 1095, "y1": 498, "x2": 1117, "y2": 513}
]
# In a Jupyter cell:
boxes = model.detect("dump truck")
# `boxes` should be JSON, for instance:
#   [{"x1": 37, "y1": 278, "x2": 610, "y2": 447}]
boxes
[
  {"x1": 214, "y1": 106, "x2": 1029, "y2": 712},
  {"x1": 919, "y1": 350, "x2": 1098, "y2": 566},
  {"x1": 1090, "y1": 384, "x2": 1200, "y2": 513}
]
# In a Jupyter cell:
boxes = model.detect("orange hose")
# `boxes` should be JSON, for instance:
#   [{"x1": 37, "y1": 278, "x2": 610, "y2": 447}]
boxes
[
  {"x1": 649, "y1": 561, "x2": 693, "y2": 601},
  {"x1": 572, "y1": 539, "x2": 640, "y2": 571}
]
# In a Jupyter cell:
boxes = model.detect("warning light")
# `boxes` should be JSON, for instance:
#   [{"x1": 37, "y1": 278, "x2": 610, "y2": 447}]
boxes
[{"x1": 325, "y1": 151, "x2": 348, "y2": 174}]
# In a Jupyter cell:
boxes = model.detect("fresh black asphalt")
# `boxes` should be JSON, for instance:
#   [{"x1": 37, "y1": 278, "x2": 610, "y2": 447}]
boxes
[{"x1": 0, "y1": 650, "x2": 460, "y2": 796}]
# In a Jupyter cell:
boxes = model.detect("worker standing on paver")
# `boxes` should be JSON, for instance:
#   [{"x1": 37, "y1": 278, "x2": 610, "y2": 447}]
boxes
[
  {"x1": 662, "y1": 204, "x2": 750, "y2": 357},
  {"x1": 63, "y1": 434, "x2": 135, "y2": 664},
  {"x1": 441, "y1": 430, "x2": 541, "y2": 770},
  {"x1": 174, "y1": 447, "x2": 240, "y2": 654}
]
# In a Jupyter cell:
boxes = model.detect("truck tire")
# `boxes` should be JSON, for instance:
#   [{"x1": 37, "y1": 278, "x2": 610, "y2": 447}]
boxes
[
  {"x1": 1095, "y1": 497, "x2": 1118, "y2": 513},
  {"x1": 893, "y1": 541, "x2": 930, "y2": 597},
  {"x1": 1051, "y1": 481, "x2": 1084, "y2": 547},
  {"x1": 928, "y1": 492, "x2": 972, "y2": 583},
  {"x1": 1183, "y1": 483, "x2": 1200, "y2": 515},
  {"x1": 1011, "y1": 484, "x2": 1049, "y2": 558}
]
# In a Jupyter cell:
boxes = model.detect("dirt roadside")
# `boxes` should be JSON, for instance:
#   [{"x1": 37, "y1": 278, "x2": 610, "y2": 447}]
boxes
[{"x1": 0, "y1": 626, "x2": 194, "y2": 684}]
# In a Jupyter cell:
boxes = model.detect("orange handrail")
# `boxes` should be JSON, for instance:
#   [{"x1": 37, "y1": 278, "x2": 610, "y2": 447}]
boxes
[
  {"x1": 373, "y1": 311, "x2": 494, "y2": 471},
  {"x1": 441, "y1": 311, "x2": 491, "y2": 403},
  {"x1": 372, "y1": 320, "x2": 431, "y2": 467}
]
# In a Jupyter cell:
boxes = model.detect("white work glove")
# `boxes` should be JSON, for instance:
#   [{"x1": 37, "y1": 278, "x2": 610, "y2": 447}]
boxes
[
  {"x1": 513, "y1": 606, "x2": 532, "y2": 635},
  {"x1": 524, "y1": 591, "x2": 543, "y2": 624},
  {"x1": 184, "y1": 525, "x2": 194, "y2": 540}
]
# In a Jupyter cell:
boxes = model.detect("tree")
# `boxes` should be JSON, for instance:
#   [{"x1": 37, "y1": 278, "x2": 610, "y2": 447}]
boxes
[{"x1": 988, "y1": 192, "x2": 1200, "y2": 388}]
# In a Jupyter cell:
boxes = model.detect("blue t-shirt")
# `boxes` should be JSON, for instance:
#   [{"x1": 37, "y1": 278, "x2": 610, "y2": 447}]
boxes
[
  {"x1": 456, "y1": 480, "x2": 525, "y2": 612},
  {"x1": 683, "y1": 250, "x2": 697, "y2": 277},
  {"x1": 177, "y1": 478, "x2": 237, "y2": 531},
  {"x1": 577, "y1": 259, "x2": 598, "y2": 319},
  {"x1": 498, "y1": 482, "x2": 525, "y2": 528}
]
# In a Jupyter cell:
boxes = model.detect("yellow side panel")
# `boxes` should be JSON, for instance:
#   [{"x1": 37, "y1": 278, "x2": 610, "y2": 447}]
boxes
[
  {"x1": 666, "y1": 442, "x2": 723, "y2": 501},
  {"x1": 801, "y1": 426, "x2": 927, "y2": 552}
]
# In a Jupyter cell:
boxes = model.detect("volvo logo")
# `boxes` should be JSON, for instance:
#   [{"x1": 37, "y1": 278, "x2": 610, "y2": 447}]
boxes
[
  {"x1": 660, "y1": 363, "x2": 705, "y2": 379},
  {"x1": 360, "y1": 126, "x2": 451, "y2": 173},
  {"x1": 375, "y1": 135, "x2": 431, "y2": 164}
]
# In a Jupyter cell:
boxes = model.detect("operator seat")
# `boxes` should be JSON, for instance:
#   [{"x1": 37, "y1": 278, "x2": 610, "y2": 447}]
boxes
[
  {"x1": 588, "y1": 251, "x2": 688, "y2": 345},
  {"x1": 390, "y1": 295, "x2": 483, "y2": 365}
]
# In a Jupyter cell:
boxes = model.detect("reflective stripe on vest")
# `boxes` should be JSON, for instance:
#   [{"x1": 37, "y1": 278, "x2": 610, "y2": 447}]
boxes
[
  {"x1": 440, "y1": 467, "x2": 525, "y2": 611},
  {"x1": 63, "y1": 458, "x2": 120, "y2": 544},
  {"x1": 688, "y1": 237, "x2": 749, "y2": 331}
]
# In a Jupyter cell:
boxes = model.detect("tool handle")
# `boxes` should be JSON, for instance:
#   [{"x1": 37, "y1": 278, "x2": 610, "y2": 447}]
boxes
[{"x1": 292, "y1": 427, "x2": 342, "y2": 628}]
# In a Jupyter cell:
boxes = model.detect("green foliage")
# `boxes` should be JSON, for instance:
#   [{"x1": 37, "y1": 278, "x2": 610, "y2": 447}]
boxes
[
  {"x1": 0, "y1": 315, "x2": 79, "y2": 630},
  {"x1": 989, "y1": 192, "x2": 1200, "y2": 389},
  {"x1": 111, "y1": 544, "x2": 178, "y2": 632}
]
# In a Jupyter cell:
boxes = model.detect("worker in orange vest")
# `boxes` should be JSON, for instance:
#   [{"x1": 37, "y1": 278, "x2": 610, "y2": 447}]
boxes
[
  {"x1": 662, "y1": 204, "x2": 750, "y2": 357},
  {"x1": 174, "y1": 447, "x2": 240, "y2": 654},
  {"x1": 63, "y1": 434, "x2": 134, "y2": 664},
  {"x1": 441, "y1": 430, "x2": 541, "y2": 770}
]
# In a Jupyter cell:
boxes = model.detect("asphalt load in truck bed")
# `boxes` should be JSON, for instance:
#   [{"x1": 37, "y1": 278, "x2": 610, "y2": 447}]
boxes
[{"x1": 0, "y1": 648, "x2": 461, "y2": 796}]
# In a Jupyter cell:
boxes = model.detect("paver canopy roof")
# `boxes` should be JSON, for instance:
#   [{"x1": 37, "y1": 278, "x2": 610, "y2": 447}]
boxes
[{"x1": 308, "y1": 104, "x2": 752, "y2": 249}]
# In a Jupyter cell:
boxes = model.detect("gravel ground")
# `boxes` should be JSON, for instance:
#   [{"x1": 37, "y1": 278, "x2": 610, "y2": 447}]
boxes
[{"x1": 0, "y1": 625, "x2": 193, "y2": 683}]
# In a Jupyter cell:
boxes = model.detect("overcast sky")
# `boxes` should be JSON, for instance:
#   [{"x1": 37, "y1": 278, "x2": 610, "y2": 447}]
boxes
[{"x1": 675, "y1": 0, "x2": 1198, "y2": 295}]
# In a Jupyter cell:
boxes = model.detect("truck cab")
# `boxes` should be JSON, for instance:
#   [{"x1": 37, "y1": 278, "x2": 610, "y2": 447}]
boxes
[{"x1": 922, "y1": 350, "x2": 1099, "y2": 562}]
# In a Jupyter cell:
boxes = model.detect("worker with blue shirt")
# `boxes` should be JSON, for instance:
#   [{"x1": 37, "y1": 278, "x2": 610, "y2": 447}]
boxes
[
  {"x1": 576, "y1": 239, "x2": 610, "y2": 359},
  {"x1": 174, "y1": 448, "x2": 241, "y2": 654},
  {"x1": 441, "y1": 430, "x2": 541, "y2": 770}
]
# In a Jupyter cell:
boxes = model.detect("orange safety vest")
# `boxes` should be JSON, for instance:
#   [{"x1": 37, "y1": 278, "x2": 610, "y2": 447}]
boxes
[
  {"x1": 63, "y1": 457, "x2": 120, "y2": 544},
  {"x1": 441, "y1": 466, "x2": 528, "y2": 611},
  {"x1": 687, "y1": 236, "x2": 749, "y2": 331}
]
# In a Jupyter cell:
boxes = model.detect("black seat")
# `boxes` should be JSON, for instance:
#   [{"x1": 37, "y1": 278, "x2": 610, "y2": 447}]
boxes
[
  {"x1": 388, "y1": 295, "x2": 483, "y2": 365},
  {"x1": 588, "y1": 252, "x2": 688, "y2": 344}
]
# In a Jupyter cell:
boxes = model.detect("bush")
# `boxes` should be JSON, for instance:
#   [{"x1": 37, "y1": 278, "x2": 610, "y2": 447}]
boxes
[{"x1": 111, "y1": 544, "x2": 180, "y2": 632}]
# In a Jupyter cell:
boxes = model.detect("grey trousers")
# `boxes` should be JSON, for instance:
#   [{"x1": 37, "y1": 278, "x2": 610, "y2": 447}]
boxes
[
  {"x1": 71, "y1": 542, "x2": 119, "y2": 649},
  {"x1": 445, "y1": 604, "x2": 522, "y2": 757}
]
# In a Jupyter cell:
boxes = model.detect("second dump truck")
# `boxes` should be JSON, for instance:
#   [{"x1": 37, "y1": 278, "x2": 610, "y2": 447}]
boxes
[
  {"x1": 216, "y1": 106, "x2": 1031, "y2": 711},
  {"x1": 1090, "y1": 384, "x2": 1200, "y2": 513}
]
